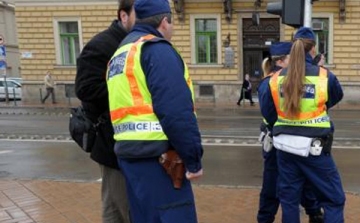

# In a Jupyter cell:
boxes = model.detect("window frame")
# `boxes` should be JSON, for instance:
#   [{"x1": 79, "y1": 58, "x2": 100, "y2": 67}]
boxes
[
  {"x1": 312, "y1": 13, "x2": 333, "y2": 66},
  {"x1": 190, "y1": 14, "x2": 222, "y2": 66},
  {"x1": 53, "y1": 17, "x2": 83, "y2": 66}
]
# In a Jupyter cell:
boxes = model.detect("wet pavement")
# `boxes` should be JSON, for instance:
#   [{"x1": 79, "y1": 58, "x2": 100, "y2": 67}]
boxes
[{"x1": 0, "y1": 101, "x2": 359, "y2": 222}]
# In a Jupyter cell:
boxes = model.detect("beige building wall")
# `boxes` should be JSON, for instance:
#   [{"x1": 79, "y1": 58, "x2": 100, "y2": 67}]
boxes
[{"x1": 14, "y1": 0, "x2": 360, "y2": 104}]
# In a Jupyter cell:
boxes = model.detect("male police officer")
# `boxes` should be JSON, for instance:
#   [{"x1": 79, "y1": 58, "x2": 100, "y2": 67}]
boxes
[{"x1": 106, "y1": 0, "x2": 203, "y2": 222}]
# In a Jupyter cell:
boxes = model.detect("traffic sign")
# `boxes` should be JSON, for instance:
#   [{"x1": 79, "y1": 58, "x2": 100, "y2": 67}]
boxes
[
  {"x1": 0, "y1": 60, "x2": 6, "y2": 70},
  {"x1": 0, "y1": 45, "x2": 5, "y2": 57},
  {"x1": 0, "y1": 35, "x2": 3, "y2": 45}
]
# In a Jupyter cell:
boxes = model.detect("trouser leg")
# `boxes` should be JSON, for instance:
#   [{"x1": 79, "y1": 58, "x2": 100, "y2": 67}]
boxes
[
  {"x1": 118, "y1": 157, "x2": 197, "y2": 223},
  {"x1": 100, "y1": 164, "x2": 131, "y2": 223},
  {"x1": 299, "y1": 153, "x2": 345, "y2": 223},
  {"x1": 277, "y1": 150, "x2": 304, "y2": 223},
  {"x1": 301, "y1": 180, "x2": 322, "y2": 216},
  {"x1": 257, "y1": 149, "x2": 279, "y2": 223},
  {"x1": 50, "y1": 88, "x2": 56, "y2": 103},
  {"x1": 42, "y1": 89, "x2": 51, "y2": 102}
]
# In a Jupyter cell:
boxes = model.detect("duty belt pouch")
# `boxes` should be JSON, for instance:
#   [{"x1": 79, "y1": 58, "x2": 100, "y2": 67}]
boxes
[
  {"x1": 263, "y1": 132, "x2": 273, "y2": 152},
  {"x1": 159, "y1": 150, "x2": 185, "y2": 189},
  {"x1": 310, "y1": 138, "x2": 323, "y2": 156},
  {"x1": 273, "y1": 134, "x2": 312, "y2": 157}
]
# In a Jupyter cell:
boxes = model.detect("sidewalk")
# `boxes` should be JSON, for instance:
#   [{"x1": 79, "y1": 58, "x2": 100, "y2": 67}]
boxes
[{"x1": 0, "y1": 180, "x2": 359, "y2": 223}]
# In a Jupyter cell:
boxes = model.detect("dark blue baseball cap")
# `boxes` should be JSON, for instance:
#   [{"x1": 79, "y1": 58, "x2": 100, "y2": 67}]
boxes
[
  {"x1": 270, "y1": 42, "x2": 292, "y2": 56},
  {"x1": 135, "y1": 0, "x2": 172, "y2": 20},
  {"x1": 294, "y1": 27, "x2": 316, "y2": 41}
]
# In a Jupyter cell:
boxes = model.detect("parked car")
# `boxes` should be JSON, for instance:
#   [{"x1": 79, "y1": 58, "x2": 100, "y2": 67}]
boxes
[
  {"x1": 7, "y1": 77, "x2": 23, "y2": 85},
  {"x1": 0, "y1": 78, "x2": 22, "y2": 100}
]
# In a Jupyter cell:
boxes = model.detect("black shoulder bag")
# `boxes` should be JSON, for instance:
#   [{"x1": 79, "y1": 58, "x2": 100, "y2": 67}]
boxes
[{"x1": 69, "y1": 106, "x2": 97, "y2": 153}]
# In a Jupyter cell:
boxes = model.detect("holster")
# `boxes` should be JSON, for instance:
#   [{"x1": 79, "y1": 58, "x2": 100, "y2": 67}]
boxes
[
  {"x1": 322, "y1": 134, "x2": 333, "y2": 154},
  {"x1": 159, "y1": 150, "x2": 185, "y2": 189}
]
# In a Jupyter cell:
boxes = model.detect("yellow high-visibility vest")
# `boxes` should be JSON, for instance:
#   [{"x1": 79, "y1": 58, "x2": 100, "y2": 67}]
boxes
[
  {"x1": 269, "y1": 67, "x2": 330, "y2": 128},
  {"x1": 107, "y1": 34, "x2": 195, "y2": 141}
]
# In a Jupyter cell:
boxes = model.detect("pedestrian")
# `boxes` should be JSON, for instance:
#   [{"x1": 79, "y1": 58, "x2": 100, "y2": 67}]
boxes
[
  {"x1": 257, "y1": 42, "x2": 323, "y2": 223},
  {"x1": 258, "y1": 27, "x2": 345, "y2": 223},
  {"x1": 41, "y1": 70, "x2": 56, "y2": 104},
  {"x1": 75, "y1": 0, "x2": 135, "y2": 222},
  {"x1": 106, "y1": 0, "x2": 204, "y2": 222},
  {"x1": 236, "y1": 73, "x2": 255, "y2": 106}
]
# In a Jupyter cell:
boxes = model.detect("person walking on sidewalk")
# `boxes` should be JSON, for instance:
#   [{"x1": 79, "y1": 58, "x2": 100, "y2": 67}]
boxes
[
  {"x1": 237, "y1": 73, "x2": 255, "y2": 106},
  {"x1": 41, "y1": 70, "x2": 56, "y2": 104},
  {"x1": 75, "y1": 0, "x2": 135, "y2": 222},
  {"x1": 257, "y1": 42, "x2": 323, "y2": 223},
  {"x1": 258, "y1": 27, "x2": 345, "y2": 223},
  {"x1": 106, "y1": 0, "x2": 204, "y2": 222}
]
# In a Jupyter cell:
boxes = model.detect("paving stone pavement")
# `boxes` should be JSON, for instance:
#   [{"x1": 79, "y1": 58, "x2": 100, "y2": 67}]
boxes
[{"x1": 0, "y1": 180, "x2": 359, "y2": 223}]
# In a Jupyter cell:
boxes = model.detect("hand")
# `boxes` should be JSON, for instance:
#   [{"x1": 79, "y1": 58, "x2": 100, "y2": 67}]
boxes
[{"x1": 186, "y1": 169, "x2": 203, "y2": 180}]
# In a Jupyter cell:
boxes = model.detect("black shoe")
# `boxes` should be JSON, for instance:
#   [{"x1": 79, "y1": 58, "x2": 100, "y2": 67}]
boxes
[
  {"x1": 309, "y1": 214, "x2": 324, "y2": 223},
  {"x1": 250, "y1": 102, "x2": 255, "y2": 106},
  {"x1": 236, "y1": 102, "x2": 240, "y2": 106}
]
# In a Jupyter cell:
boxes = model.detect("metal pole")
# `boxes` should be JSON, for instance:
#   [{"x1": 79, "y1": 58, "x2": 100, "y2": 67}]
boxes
[
  {"x1": 12, "y1": 88, "x2": 17, "y2": 106},
  {"x1": 4, "y1": 73, "x2": 9, "y2": 104},
  {"x1": 39, "y1": 88, "x2": 43, "y2": 103},
  {"x1": 303, "y1": 0, "x2": 312, "y2": 27}
]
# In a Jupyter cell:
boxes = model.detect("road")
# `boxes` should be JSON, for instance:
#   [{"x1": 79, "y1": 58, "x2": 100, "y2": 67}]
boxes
[{"x1": 0, "y1": 107, "x2": 359, "y2": 193}]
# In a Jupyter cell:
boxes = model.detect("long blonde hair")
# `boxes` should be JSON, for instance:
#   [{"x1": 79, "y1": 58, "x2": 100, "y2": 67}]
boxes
[
  {"x1": 282, "y1": 39, "x2": 315, "y2": 118},
  {"x1": 262, "y1": 55, "x2": 288, "y2": 77}
]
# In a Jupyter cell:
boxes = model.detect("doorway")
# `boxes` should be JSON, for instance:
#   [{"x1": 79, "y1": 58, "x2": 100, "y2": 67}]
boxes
[{"x1": 242, "y1": 18, "x2": 280, "y2": 92}]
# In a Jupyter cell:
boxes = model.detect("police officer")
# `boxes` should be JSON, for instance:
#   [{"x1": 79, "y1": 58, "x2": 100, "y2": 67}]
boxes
[
  {"x1": 106, "y1": 0, "x2": 203, "y2": 222},
  {"x1": 258, "y1": 27, "x2": 345, "y2": 223},
  {"x1": 257, "y1": 42, "x2": 323, "y2": 223}
]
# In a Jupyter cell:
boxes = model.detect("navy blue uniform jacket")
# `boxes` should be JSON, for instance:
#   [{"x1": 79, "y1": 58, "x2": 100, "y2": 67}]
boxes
[{"x1": 115, "y1": 24, "x2": 203, "y2": 173}]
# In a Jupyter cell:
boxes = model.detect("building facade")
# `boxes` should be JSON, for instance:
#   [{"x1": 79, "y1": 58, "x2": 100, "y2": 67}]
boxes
[{"x1": 14, "y1": 0, "x2": 360, "y2": 104}]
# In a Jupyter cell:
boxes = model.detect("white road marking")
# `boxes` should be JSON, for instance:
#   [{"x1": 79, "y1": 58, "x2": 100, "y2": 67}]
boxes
[{"x1": 0, "y1": 150, "x2": 13, "y2": 154}]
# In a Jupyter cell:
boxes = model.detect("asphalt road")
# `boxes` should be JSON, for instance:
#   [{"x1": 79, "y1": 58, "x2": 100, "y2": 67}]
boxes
[
  {"x1": 0, "y1": 141, "x2": 359, "y2": 194},
  {"x1": 0, "y1": 107, "x2": 359, "y2": 193}
]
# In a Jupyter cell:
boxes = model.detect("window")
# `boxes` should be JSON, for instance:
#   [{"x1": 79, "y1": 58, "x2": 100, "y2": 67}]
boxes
[
  {"x1": 190, "y1": 15, "x2": 221, "y2": 65},
  {"x1": 195, "y1": 19, "x2": 217, "y2": 63},
  {"x1": 312, "y1": 14, "x2": 333, "y2": 65},
  {"x1": 53, "y1": 18, "x2": 82, "y2": 66}
]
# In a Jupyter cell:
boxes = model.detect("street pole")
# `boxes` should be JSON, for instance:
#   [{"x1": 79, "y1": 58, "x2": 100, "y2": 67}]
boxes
[{"x1": 303, "y1": 0, "x2": 312, "y2": 27}]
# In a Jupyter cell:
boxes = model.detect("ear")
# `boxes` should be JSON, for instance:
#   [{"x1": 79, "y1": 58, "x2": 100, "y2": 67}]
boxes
[{"x1": 119, "y1": 10, "x2": 128, "y2": 23}]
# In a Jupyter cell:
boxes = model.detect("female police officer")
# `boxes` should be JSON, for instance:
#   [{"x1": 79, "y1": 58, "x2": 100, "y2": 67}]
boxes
[
  {"x1": 258, "y1": 27, "x2": 345, "y2": 223},
  {"x1": 258, "y1": 42, "x2": 323, "y2": 223}
]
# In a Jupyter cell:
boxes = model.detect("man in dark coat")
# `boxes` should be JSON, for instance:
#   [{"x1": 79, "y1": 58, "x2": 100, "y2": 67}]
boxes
[{"x1": 75, "y1": 1, "x2": 135, "y2": 222}]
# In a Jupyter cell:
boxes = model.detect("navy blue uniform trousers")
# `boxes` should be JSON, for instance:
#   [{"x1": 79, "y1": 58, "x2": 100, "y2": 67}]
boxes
[
  {"x1": 118, "y1": 157, "x2": 198, "y2": 223},
  {"x1": 257, "y1": 148, "x2": 321, "y2": 223},
  {"x1": 277, "y1": 150, "x2": 345, "y2": 223}
]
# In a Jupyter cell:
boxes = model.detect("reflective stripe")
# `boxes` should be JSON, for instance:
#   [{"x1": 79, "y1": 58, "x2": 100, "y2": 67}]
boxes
[
  {"x1": 270, "y1": 68, "x2": 328, "y2": 120},
  {"x1": 110, "y1": 104, "x2": 153, "y2": 121},
  {"x1": 113, "y1": 121, "x2": 163, "y2": 134},
  {"x1": 125, "y1": 34, "x2": 155, "y2": 106},
  {"x1": 110, "y1": 35, "x2": 156, "y2": 122}
]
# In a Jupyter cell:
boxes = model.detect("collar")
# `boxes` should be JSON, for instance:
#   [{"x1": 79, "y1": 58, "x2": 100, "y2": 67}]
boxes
[{"x1": 131, "y1": 24, "x2": 164, "y2": 38}]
